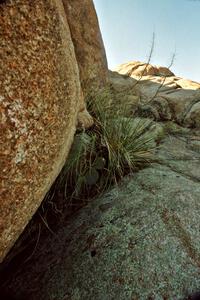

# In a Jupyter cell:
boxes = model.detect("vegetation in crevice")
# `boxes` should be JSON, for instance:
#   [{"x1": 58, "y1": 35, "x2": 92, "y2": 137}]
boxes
[{"x1": 50, "y1": 88, "x2": 158, "y2": 212}]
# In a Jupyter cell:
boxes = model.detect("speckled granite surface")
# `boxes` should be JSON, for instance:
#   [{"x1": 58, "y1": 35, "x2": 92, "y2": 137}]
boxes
[
  {"x1": 0, "y1": 0, "x2": 80, "y2": 261},
  {"x1": 63, "y1": 0, "x2": 108, "y2": 94}
]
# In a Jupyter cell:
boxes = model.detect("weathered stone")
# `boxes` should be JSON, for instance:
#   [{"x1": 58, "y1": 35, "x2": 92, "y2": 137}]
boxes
[
  {"x1": 3, "y1": 131, "x2": 200, "y2": 300},
  {"x1": 0, "y1": 0, "x2": 85, "y2": 262},
  {"x1": 158, "y1": 132, "x2": 200, "y2": 181},
  {"x1": 189, "y1": 140, "x2": 200, "y2": 153},
  {"x1": 112, "y1": 61, "x2": 200, "y2": 128},
  {"x1": 115, "y1": 61, "x2": 175, "y2": 77},
  {"x1": 109, "y1": 70, "x2": 137, "y2": 92},
  {"x1": 108, "y1": 71, "x2": 140, "y2": 116},
  {"x1": 163, "y1": 121, "x2": 191, "y2": 135},
  {"x1": 176, "y1": 78, "x2": 200, "y2": 90},
  {"x1": 62, "y1": 0, "x2": 108, "y2": 95},
  {"x1": 77, "y1": 90, "x2": 94, "y2": 129},
  {"x1": 184, "y1": 102, "x2": 200, "y2": 128}
]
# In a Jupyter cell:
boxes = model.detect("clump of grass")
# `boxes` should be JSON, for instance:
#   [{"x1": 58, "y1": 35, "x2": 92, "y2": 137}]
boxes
[{"x1": 57, "y1": 88, "x2": 157, "y2": 204}]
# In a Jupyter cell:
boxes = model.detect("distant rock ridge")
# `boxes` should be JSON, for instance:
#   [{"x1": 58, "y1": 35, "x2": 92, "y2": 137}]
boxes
[
  {"x1": 111, "y1": 61, "x2": 200, "y2": 128},
  {"x1": 115, "y1": 61, "x2": 175, "y2": 77}
]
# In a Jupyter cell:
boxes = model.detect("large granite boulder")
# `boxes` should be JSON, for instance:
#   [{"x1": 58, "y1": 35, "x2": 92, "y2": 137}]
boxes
[
  {"x1": 0, "y1": 0, "x2": 93, "y2": 262},
  {"x1": 62, "y1": 0, "x2": 108, "y2": 95},
  {"x1": 112, "y1": 61, "x2": 200, "y2": 128}
]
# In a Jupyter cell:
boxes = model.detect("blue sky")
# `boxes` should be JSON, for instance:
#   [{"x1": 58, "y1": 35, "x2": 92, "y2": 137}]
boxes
[{"x1": 93, "y1": 0, "x2": 200, "y2": 82}]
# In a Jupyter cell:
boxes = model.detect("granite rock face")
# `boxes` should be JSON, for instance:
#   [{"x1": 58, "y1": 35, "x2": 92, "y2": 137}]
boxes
[
  {"x1": 0, "y1": 0, "x2": 87, "y2": 262},
  {"x1": 113, "y1": 61, "x2": 200, "y2": 128},
  {"x1": 62, "y1": 0, "x2": 108, "y2": 95},
  {"x1": 3, "y1": 129, "x2": 200, "y2": 300}
]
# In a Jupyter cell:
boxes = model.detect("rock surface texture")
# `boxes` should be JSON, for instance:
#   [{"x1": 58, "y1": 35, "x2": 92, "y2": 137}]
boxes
[
  {"x1": 0, "y1": 0, "x2": 90, "y2": 262},
  {"x1": 113, "y1": 61, "x2": 200, "y2": 127},
  {"x1": 62, "y1": 0, "x2": 108, "y2": 95},
  {"x1": 1, "y1": 3, "x2": 200, "y2": 299},
  {"x1": 2, "y1": 128, "x2": 200, "y2": 300}
]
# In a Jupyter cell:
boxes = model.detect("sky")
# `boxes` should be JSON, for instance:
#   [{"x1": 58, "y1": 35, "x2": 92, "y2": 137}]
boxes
[{"x1": 93, "y1": 0, "x2": 200, "y2": 82}]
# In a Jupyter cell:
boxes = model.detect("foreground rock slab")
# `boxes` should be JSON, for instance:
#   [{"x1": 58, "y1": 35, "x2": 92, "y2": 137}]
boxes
[{"x1": 3, "y1": 131, "x2": 200, "y2": 300}]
